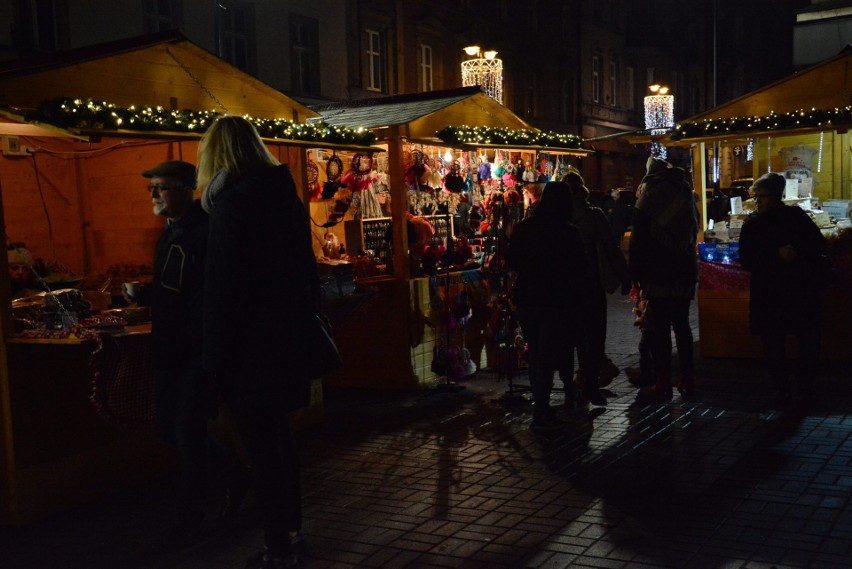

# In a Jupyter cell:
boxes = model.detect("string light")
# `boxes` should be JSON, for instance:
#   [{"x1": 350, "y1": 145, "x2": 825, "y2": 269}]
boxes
[
  {"x1": 767, "y1": 137, "x2": 772, "y2": 172},
  {"x1": 746, "y1": 139, "x2": 754, "y2": 162},
  {"x1": 672, "y1": 106, "x2": 852, "y2": 140},
  {"x1": 436, "y1": 125, "x2": 582, "y2": 149},
  {"x1": 644, "y1": 85, "x2": 674, "y2": 159},
  {"x1": 461, "y1": 48, "x2": 503, "y2": 104},
  {"x1": 817, "y1": 131, "x2": 824, "y2": 173},
  {"x1": 27, "y1": 97, "x2": 377, "y2": 146}
]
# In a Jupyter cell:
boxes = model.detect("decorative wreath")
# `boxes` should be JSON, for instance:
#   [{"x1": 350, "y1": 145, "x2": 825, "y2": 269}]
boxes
[
  {"x1": 352, "y1": 153, "x2": 373, "y2": 175},
  {"x1": 326, "y1": 154, "x2": 343, "y2": 181},
  {"x1": 307, "y1": 159, "x2": 321, "y2": 201}
]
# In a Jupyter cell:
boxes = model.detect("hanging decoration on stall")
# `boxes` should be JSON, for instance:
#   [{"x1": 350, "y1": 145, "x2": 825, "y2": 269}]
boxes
[
  {"x1": 436, "y1": 125, "x2": 583, "y2": 150},
  {"x1": 444, "y1": 160, "x2": 467, "y2": 193},
  {"x1": 307, "y1": 158, "x2": 322, "y2": 201},
  {"x1": 321, "y1": 154, "x2": 345, "y2": 199},
  {"x1": 28, "y1": 97, "x2": 378, "y2": 146},
  {"x1": 671, "y1": 106, "x2": 852, "y2": 140}
]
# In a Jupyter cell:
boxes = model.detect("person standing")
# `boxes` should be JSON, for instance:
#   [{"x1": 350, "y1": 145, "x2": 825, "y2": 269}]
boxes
[
  {"x1": 141, "y1": 160, "x2": 213, "y2": 549},
  {"x1": 198, "y1": 115, "x2": 317, "y2": 569},
  {"x1": 629, "y1": 157, "x2": 699, "y2": 399},
  {"x1": 739, "y1": 172, "x2": 826, "y2": 406},
  {"x1": 508, "y1": 181, "x2": 586, "y2": 431},
  {"x1": 562, "y1": 172, "x2": 631, "y2": 406}
]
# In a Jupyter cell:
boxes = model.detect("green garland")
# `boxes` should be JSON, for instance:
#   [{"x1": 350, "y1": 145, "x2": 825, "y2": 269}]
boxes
[
  {"x1": 672, "y1": 106, "x2": 852, "y2": 140},
  {"x1": 25, "y1": 97, "x2": 377, "y2": 146},
  {"x1": 436, "y1": 125, "x2": 582, "y2": 149}
]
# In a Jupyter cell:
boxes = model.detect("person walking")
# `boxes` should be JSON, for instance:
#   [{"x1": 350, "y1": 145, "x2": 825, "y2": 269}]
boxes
[
  {"x1": 739, "y1": 172, "x2": 826, "y2": 406},
  {"x1": 629, "y1": 157, "x2": 699, "y2": 399},
  {"x1": 198, "y1": 116, "x2": 317, "y2": 569},
  {"x1": 508, "y1": 181, "x2": 586, "y2": 431},
  {"x1": 562, "y1": 172, "x2": 631, "y2": 405},
  {"x1": 140, "y1": 160, "x2": 213, "y2": 549}
]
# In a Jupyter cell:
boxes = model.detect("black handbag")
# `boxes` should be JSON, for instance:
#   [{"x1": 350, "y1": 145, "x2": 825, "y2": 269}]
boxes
[{"x1": 301, "y1": 311, "x2": 343, "y2": 380}]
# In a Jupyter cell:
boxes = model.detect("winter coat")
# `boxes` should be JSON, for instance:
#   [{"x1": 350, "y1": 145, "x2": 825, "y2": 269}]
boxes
[
  {"x1": 629, "y1": 166, "x2": 699, "y2": 299},
  {"x1": 203, "y1": 165, "x2": 320, "y2": 409},
  {"x1": 739, "y1": 204, "x2": 825, "y2": 335},
  {"x1": 150, "y1": 200, "x2": 208, "y2": 370},
  {"x1": 507, "y1": 212, "x2": 586, "y2": 310},
  {"x1": 571, "y1": 200, "x2": 630, "y2": 294}
]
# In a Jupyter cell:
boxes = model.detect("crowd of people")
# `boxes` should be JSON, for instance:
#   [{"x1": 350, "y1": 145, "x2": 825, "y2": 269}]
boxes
[{"x1": 49, "y1": 114, "x2": 823, "y2": 568}]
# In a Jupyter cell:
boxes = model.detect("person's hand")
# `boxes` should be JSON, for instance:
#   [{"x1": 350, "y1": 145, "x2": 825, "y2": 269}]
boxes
[{"x1": 778, "y1": 245, "x2": 798, "y2": 264}]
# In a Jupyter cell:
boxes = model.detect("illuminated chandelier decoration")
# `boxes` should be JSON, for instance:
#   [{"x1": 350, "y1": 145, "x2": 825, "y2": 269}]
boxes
[
  {"x1": 461, "y1": 46, "x2": 503, "y2": 105},
  {"x1": 643, "y1": 84, "x2": 674, "y2": 159}
]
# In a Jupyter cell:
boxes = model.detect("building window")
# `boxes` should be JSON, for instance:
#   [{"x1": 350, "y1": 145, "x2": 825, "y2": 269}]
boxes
[
  {"x1": 592, "y1": 56, "x2": 601, "y2": 103},
  {"x1": 290, "y1": 15, "x2": 320, "y2": 95},
  {"x1": 646, "y1": 66, "x2": 655, "y2": 86},
  {"x1": 366, "y1": 29, "x2": 384, "y2": 92},
  {"x1": 626, "y1": 66, "x2": 635, "y2": 110},
  {"x1": 419, "y1": 44, "x2": 433, "y2": 92},
  {"x1": 218, "y1": 1, "x2": 255, "y2": 74},
  {"x1": 609, "y1": 60, "x2": 618, "y2": 106},
  {"x1": 144, "y1": 0, "x2": 182, "y2": 33},
  {"x1": 18, "y1": 0, "x2": 60, "y2": 52}
]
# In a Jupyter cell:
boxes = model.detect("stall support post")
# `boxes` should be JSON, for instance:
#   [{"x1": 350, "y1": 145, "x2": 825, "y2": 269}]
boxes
[
  {"x1": 694, "y1": 142, "x2": 709, "y2": 233},
  {"x1": 0, "y1": 180, "x2": 18, "y2": 523},
  {"x1": 387, "y1": 128, "x2": 410, "y2": 279}
]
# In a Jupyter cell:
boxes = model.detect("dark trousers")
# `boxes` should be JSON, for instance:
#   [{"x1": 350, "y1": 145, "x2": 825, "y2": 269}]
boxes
[
  {"x1": 154, "y1": 366, "x2": 212, "y2": 521},
  {"x1": 576, "y1": 284, "x2": 607, "y2": 387},
  {"x1": 760, "y1": 328, "x2": 820, "y2": 395},
  {"x1": 232, "y1": 401, "x2": 301, "y2": 556},
  {"x1": 646, "y1": 297, "x2": 694, "y2": 380},
  {"x1": 519, "y1": 306, "x2": 576, "y2": 415}
]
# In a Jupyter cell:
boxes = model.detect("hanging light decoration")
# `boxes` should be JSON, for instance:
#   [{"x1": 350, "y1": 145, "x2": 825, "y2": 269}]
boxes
[
  {"x1": 461, "y1": 46, "x2": 503, "y2": 105},
  {"x1": 644, "y1": 84, "x2": 674, "y2": 159}
]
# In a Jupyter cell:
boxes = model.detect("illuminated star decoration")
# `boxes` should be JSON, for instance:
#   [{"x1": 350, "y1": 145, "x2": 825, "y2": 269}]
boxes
[{"x1": 26, "y1": 97, "x2": 377, "y2": 146}]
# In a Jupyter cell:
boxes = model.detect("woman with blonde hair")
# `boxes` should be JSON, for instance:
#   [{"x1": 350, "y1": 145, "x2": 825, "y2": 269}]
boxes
[{"x1": 199, "y1": 115, "x2": 318, "y2": 568}]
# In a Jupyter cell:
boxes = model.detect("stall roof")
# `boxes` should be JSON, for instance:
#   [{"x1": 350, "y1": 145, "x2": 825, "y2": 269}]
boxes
[
  {"x1": 0, "y1": 30, "x2": 317, "y2": 122},
  {"x1": 668, "y1": 46, "x2": 852, "y2": 145},
  {"x1": 312, "y1": 86, "x2": 533, "y2": 140}
]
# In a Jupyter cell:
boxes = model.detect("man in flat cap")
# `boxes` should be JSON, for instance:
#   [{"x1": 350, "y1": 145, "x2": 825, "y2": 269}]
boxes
[{"x1": 141, "y1": 160, "x2": 212, "y2": 549}]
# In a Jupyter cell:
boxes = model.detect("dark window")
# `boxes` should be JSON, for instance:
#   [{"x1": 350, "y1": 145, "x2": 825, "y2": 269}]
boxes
[
  {"x1": 290, "y1": 15, "x2": 320, "y2": 95},
  {"x1": 218, "y1": 1, "x2": 255, "y2": 74},
  {"x1": 592, "y1": 56, "x2": 601, "y2": 103},
  {"x1": 144, "y1": 0, "x2": 182, "y2": 33},
  {"x1": 365, "y1": 29, "x2": 384, "y2": 92}
]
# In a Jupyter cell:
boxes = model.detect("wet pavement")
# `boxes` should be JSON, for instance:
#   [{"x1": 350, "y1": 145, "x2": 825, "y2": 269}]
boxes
[{"x1": 2, "y1": 295, "x2": 851, "y2": 568}]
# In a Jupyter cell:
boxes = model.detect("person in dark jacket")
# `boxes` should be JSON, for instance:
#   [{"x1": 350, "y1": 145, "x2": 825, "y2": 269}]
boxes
[
  {"x1": 563, "y1": 172, "x2": 631, "y2": 406},
  {"x1": 141, "y1": 160, "x2": 212, "y2": 549},
  {"x1": 739, "y1": 172, "x2": 826, "y2": 405},
  {"x1": 199, "y1": 116, "x2": 318, "y2": 569},
  {"x1": 629, "y1": 157, "x2": 699, "y2": 399},
  {"x1": 508, "y1": 181, "x2": 587, "y2": 432}
]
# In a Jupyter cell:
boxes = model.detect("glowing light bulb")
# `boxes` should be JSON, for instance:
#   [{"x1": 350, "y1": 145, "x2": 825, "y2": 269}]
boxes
[{"x1": 464, "y1": 45, "x2": 480, "y2": 56}]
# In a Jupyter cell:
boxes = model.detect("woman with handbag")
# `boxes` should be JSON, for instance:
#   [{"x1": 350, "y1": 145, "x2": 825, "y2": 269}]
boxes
[{"x1": 198, "y1": 115, "x2": 320, "y2": 569}]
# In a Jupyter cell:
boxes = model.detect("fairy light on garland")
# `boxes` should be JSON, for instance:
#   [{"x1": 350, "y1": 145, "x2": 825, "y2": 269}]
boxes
[
  {"x1": 672, "y1": 106, "x2": 852, "y2": 140},
  {"x1": 436, "y1": 125, "x2": 582, "y2": 149},
  {"x1": 26, "y1": 97, "x2": 377, "y2": 146}
]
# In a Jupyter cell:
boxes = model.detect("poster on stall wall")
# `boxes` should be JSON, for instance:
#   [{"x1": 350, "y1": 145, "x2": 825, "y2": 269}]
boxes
[
  {"x1": 730, "y1": 196, "x2": 743, "y2": 215},
  {"x1": 785, "y1": 179, "x2": 799, "y2": 200}
]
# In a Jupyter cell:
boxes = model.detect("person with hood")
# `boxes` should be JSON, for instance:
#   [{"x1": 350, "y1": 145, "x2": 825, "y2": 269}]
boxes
[
  {"x1": 198, "y1": 115, "x2": 317, "y2": 569},
  {"x1": 562, "y1": 172, "x2": 631, "y2": 406},
  {"x1": 629, "y1": 157, "x2": 699, "y2": 399},
  {"x1": 508, "y1": 181, "x2": 587, "y2": 431},
  {"x1": 739, "y1": 172, "x2": 826, "y2": 406}
]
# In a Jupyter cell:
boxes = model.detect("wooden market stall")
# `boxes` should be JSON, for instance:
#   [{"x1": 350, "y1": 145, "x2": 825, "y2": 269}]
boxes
[
  {"x1": 310, "y1": 87, "x2": 592, "y2": 390},
  {"x1": 0, "y1": 32, "x2": 378, "y2": 525},
  {"x1": 662, "y1": 47, "x2": 852, "y2": 360}
]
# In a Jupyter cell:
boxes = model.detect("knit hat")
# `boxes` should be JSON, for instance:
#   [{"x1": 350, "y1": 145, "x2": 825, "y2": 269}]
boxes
[
  {"x1": 141, "y1": 160, "x2": 197, "y2": 188},
  {"x1": 7, "y1": 246, "x2": 34, "y2": 266}
]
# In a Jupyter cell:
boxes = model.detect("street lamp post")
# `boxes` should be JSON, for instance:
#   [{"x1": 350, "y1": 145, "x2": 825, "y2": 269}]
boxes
[
  {"x1": 643, "y1": 84, "x2": 674, "y2": 159},
  {"x1": 461, "y1": 46, "x2": 503, "y2": 105}
]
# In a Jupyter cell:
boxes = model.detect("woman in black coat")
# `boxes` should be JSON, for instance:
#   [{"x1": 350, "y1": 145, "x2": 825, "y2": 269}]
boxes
[
  {"x1": 199, "y1": 115, "x2": 319, "y2": 568},
  {"x1": 508, "y1": 181, "x2": 587, "y2": 432},
  {"x1": 739, "y1": 172, "x2": 826, "y2": 405}
]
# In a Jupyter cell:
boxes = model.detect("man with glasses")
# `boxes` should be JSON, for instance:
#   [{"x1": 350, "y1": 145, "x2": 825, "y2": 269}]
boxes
[{"x1": 141, "y1": 160, "x2": 213, "y2": 550}]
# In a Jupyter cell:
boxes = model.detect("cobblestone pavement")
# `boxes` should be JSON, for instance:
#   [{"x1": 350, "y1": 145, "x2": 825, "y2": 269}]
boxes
[{"x1": 3, "y1": 296, "x2": 852, "y2": 569}]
